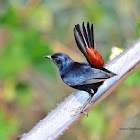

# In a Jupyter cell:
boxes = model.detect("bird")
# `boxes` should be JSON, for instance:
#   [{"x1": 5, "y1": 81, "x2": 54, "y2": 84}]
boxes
[{"x1": 44, "y1": 22, "x2": 116, "y2": 115}]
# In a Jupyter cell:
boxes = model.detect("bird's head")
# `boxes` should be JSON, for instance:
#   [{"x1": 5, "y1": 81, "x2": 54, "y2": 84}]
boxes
[{"x1": 44, "y1": 52, "x2": 73, "y2": 71}]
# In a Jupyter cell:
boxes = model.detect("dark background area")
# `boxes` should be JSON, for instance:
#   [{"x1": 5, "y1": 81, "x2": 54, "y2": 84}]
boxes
[{"x1": 0, "y1": 0, "x2": 140, "y2": 140}]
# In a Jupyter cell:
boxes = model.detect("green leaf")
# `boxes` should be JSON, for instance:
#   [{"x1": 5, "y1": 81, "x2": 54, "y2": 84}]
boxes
[
  {"x1": 0, "y1": 112, "x2": 18, "y2": 140},
  {"x1": 16, "y1": 82, "x2": 33, "y2": 107},
  {"x1": 137, "y1": 21, "x2": 140, "y2": 37},
  {"x1": 124, "y1": 69, "x2": 140, "y2": 87},
  {"x1": 81, "y1": 109, "x2": 106, "y2": 135}
]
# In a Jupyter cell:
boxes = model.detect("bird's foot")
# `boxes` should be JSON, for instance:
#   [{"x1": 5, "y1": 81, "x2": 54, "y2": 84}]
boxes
[
  {"x1": 71, "y1": 106, "x2": 88, "y2": 118},
  {"x1": 81, "y1": 110, "x2": 88, "y2": 117},
  {"x1": 71, "y1": 93, "x2": 94, "y2": 118},
  {"x1": 70, "y1": 107, "x2": 81, "y2": 117}
]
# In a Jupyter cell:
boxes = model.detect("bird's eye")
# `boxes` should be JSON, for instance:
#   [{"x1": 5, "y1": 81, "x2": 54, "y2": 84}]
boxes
[
  {"x1": 54, "y1": 58, "x2": 61, "y2": 64},
  {"x1": 57, "y1": 60, "x2": 61, "y2": 64},
  {"x1": 54, "y1": 58, "x2": 59, "y2": 61}
]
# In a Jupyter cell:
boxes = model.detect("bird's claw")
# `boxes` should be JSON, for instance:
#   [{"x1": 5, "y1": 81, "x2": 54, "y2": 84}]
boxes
[
  {"x1": 81, "y1": 110, "x2": 88, "y2": 117},
  {"x1": 70, "y1": 106, "x2": 88, "y2": 118}
]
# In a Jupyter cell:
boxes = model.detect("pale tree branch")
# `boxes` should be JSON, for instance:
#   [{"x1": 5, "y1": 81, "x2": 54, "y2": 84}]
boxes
[{"x1": 21, "y1": 39, "x2": 140, "y2": 140}]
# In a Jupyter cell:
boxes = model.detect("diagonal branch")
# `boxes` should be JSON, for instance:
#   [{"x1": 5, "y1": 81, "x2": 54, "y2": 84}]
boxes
[{"x1": 21, "y1": 39, "x2": 140, "y2": 140}]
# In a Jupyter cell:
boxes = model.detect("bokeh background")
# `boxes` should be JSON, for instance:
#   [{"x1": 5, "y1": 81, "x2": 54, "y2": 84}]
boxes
[{"x1": 0, "y1": 0, "x2": 140, "y2": 140}]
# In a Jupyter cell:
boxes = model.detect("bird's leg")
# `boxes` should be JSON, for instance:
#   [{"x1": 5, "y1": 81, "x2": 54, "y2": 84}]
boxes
[
  {"x1": 81, "y1": 89, "x2": 95, "y2": 117},
  {"x1": 80, "y1": 95, "x2": 92, "y2": 117},
  {"x1": 71, "y1": 89, "x2": 96, "y2": 118},
  {"x1": 71, "y1": 93, "x2": 93, "y2": 118},
  {"x1": 71, "y1": 97, "x2": 91, "y2": 118}
]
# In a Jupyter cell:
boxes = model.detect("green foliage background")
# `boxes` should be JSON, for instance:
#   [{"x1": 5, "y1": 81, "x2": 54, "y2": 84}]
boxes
[{"x1": 0, "y1": 0, "x2": 140, "y2": 140}]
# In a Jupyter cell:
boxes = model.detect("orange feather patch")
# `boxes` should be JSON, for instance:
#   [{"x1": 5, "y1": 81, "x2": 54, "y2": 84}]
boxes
[{"x1": 86, "y1": 46, "x2": 104, "y2": 68}]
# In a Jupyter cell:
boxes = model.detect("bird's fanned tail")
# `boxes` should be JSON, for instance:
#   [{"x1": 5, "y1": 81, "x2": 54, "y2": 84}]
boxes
[{"x1": 74, "y1": 22, "x2": 104, "y2": 69}]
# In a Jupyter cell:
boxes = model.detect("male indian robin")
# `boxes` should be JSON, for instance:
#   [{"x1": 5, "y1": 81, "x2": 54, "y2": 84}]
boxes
[{"x1": 44, "y1": 22, "x2": 116, "y2": 115}]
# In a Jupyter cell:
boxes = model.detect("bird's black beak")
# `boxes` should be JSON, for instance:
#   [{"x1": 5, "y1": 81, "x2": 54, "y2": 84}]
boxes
[{"x1": 43, "y1": 55, "x2": 52, "y2": 60}]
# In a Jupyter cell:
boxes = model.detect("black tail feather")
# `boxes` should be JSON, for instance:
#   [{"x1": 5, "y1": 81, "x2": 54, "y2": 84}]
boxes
[
  {"x1": 74, "y1": 25, "x2": 87, "y2": 58},
  {"x1": 82, "y1": 22, "x2": 89, "y2": 47},
  {"x1": 76, "y1": 24, "x2": 88, "y2": 47},
  {"x1": 91, "y1": 24, "x2": 95, "y2": 49},
  {"x1": 82, "y1": 22, "x2": 95, "y2": 49},
  {"x1": 87, "y1": 22, "x2": 92, "y2": 48}
]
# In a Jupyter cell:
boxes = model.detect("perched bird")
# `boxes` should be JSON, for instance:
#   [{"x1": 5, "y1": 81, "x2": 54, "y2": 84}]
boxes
[{"x1": 44, "y1": 22, "x2": 116, "y2": 114}]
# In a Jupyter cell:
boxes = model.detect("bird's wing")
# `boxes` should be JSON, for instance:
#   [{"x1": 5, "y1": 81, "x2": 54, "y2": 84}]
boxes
[
  {"x1": 62, "y1": 64, "x2": 110, "y2": 87},
  {"x1": 74, "y1": 22, "x2": 104, "y2": 68}
]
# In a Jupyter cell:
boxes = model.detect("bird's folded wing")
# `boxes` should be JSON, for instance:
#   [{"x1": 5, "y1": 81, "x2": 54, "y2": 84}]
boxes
[
  {"x1": 62, "y1": 67, "x2": 110, "y2": 86},
  {"x1": 80, "y1": 78, "x2": 105, "y2": 85}
]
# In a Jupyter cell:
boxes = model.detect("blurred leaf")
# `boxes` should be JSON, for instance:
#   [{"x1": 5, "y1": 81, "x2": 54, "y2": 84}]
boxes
[
  {"x1": 27, "y1": 5, "x2": 53, "y2": 32},
  {"x1": 81, "y1": 109, "x2": 106, "y2": 135},
  {"x1": 0, "y1": 6, "x2": 20, "y2": 27},
  {"x1": 86, "y1": 1, "x2": 105, "y2": 22},
  {"x1": 8, "y1": 118, "x2": 18, "y2": 137},
  {"x1": 0, "y1": 112, "x2": 18, "y2": 140},
  {"x1": 124, "y1": 68, "x2": 140, "y2": 87},
  {"x1": 137, "y1": 20, "x2": 140, "y2": 37},
  {"x1": 16, "y1": 82, "x2": 33, "y2": 107},
  {"x1": 0, "y1": 23, "x2": 55, "y2": 79},
  {"x1": 3, "y1": 78, "x2": 17, "y2": 102}
]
